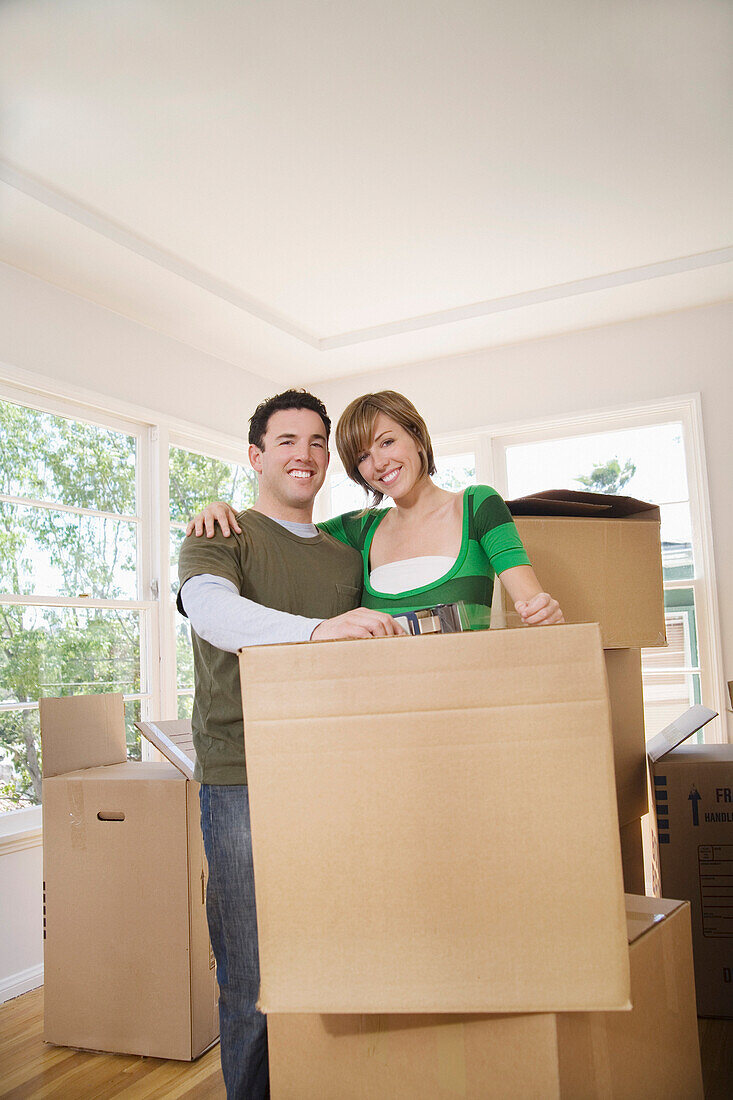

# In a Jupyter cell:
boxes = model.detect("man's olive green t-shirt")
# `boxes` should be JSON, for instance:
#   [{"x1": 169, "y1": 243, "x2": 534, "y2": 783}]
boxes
[{"x1": 177, "y1": 508, "x2": 362, "y2": 785}]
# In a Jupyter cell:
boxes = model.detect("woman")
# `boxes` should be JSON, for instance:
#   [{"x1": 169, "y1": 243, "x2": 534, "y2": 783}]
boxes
[{"x1": 188, "y1": 390, "x2": 563, "y2": 630}]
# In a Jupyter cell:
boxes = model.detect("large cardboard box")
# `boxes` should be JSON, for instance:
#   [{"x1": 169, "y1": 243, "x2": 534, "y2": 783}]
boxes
[
  {"x1": 604, "y1": 648, "x2": 648, "y2": 826},
  {"x1": 648, "y1": 706, "x2": 733, "y2": 1017},
  {"x1": 239, "y1": 624, "x2": 630, "y2": 1013},
  {"x1": 268, "y1": 896, "x2": 702, "y2": 1099},
  {"x1": 501, "y1": 491, "x2": 666, "y2": 649},
  {"x1": 40, "y1": 695, "x2": 219, "y2": 1059}
]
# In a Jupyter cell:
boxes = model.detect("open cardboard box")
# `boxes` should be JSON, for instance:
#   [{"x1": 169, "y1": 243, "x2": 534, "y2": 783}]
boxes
[
  {"x1": 500, "y1": 491, "x2": 666, "y2": 649},
  {"x1": 239, "y1": 623, "x2": 630, "y2": 1014},
  {"x1": 267, "y1": 895, "x2": 703, "y2": 1099},
  {"x1": 40, "y1": 695, "x2": 218, "y2": 1060},
  {"x1": 647, "y1": 704, "x2": 733, "y2": 1017}
]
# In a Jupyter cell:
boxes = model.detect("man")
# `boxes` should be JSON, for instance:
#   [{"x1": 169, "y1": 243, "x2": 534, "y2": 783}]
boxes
[{"x1": 177, "y1": 389, "x2": 400, "y2": 1099}]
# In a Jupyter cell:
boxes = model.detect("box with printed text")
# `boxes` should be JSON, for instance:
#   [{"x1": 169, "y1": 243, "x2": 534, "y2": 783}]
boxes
[{"x1": 648, "y1": 705, "x2": 733, "y2": 1017}]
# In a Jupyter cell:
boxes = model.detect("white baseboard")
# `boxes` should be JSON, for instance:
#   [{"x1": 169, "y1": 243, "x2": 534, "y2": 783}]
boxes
[{"x1": 0, "y1": 963, "x2": 43, "y2": 1004}]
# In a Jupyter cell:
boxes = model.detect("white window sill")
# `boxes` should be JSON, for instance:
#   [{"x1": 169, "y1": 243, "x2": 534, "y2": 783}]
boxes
[{"x1": 0, "y1": 806, "x2": 42, "y2": 855}]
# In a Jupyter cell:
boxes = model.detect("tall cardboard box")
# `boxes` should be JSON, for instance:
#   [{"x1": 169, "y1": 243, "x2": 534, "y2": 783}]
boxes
[
  {"x1": 40, "y1": 694, "x2": 219, "y2": 1059},
  {"x1": 502, "y1": 491, "x2": 666, "y2": 649},
  {"x1": 239, "y1": 624, "x2": 630, "y2": 1013},
  {"x1": 268, "y1": 896, "x2": 703, "y2": 1099},
  {"x1": 647, "y1": 706, "x2": 733, "y2": 1017}
]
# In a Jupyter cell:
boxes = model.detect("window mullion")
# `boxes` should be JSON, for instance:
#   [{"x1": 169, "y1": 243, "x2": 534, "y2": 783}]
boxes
[
  {"x1": 154, "y1": 424, "x2": 178, "y2": 722},
  {"x1": 0, "y1": 595, "x2": 154, "y2": 610},
  {"x1": 0, "y1": 493, "x2": 139, "y2": 524},
  {"x1": 681, "y1": 405, "x2": 726, "y2": 732}
]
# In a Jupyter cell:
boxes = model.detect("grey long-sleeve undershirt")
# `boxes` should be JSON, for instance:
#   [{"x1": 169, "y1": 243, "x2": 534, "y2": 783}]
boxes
[{"x1": 179, "y1": 517, "x2": 326, "y2": 652}]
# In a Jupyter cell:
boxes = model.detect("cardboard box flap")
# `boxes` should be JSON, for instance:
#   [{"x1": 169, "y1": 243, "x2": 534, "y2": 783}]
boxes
[
  {"x1": 624, "y1": 894, "x2": 686, "y2": 945},
  {"x1": 646, "y1": 705, "x2": 718, "y2": 763},
  {"x1": 40, "y1": 693, "x2": 126, "y2": 778},
  {"x1": 136, "y1": 720, "x2": 195, "y2": 780},
  {"x1": 506, "y1": 489, "x2": 660, "y2": 521},
  {"x1": 241, "y1": 625, "x2": 631, "y2": 1014}
]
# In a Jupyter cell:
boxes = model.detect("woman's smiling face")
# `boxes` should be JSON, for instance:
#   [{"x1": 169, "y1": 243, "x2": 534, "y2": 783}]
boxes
[{"x1": 356, "y1": 413, "x2": 426, "y2": 501}]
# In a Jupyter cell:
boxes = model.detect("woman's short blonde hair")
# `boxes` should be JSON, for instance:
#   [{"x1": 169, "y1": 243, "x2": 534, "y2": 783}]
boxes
[{"x1": 335, "y1": 390, "x2": 436, "y2": 506}]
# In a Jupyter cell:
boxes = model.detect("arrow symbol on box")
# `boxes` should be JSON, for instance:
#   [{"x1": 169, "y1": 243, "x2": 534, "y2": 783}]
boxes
[{"x1": 689, "y1": 786, "x2": 702, "y2": 826}]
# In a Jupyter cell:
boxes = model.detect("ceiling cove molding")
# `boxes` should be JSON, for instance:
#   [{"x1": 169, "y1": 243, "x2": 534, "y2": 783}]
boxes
[
  {"x1": 2, "y1": 161, "x2": 731, "y2": 351},
  {"x1": 0, "y1": 160, "x2": 321, "y2": 348},
  {"x1": 320, "y1": 247, "x2": 733, "y2": 348}
]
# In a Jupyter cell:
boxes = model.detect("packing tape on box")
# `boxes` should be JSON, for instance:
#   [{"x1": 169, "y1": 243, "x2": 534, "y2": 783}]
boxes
[
  {"x1": 662, "y1": 918, "x2": 680, "y2": 1014},
  {"x1": 588, "y1": 1014, "x2": 613, "y2": 1096},
  {"x1": 435, "y1": 1021, "x2": 468, "y2": 1097},
  {"x1": 363, "y1": 1017, "x2": 468, "y2": 1096},
  {"x1": 67, "y1": 779, "x2": 87, "y2": 851},
  {"x1": 365, "y1": 1015, "x2": 387, "y2": 1064},
  {"x1": 564, "y1": 1014, "x2": 613, "y2": 1097},
  {"x1": 626, "y1": 910, "x2": 667, "y2": 925}
]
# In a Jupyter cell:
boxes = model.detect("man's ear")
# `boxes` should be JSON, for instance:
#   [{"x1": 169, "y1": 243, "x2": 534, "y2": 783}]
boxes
[{"x1": 248, "y1": 442, "x2": 263, "y2": 473}]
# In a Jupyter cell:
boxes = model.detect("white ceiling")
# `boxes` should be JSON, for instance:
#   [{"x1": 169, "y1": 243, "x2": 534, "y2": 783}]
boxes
[{"x1": 1, "y1": 0, "x2": 730, "y2": 384}]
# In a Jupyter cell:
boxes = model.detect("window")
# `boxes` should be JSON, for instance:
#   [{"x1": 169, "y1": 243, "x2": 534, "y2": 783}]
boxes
[
  {"x1": 492, "y1": 399, "x2": 724, "y2": 741},
  {"x1": 0, "y1": 392, "x2": 147, "y2": 811}
]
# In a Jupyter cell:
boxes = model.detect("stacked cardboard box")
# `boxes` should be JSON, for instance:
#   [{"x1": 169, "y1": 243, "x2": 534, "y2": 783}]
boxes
[
  {"x1": 266, "y1": 896, "x2": 702, "y2": 1099},
  {"x1": 238, "y1": 627, "x2": 701, "y2": 1094},
  {"x1": 39, "y1": 695, "x2": 219, "y2": 1060},
  {"x1": 236, "y1": 494, "x2": 696, "y2": 1094},
  {"x1": 647, "y1": 707, "x2": 733, "y2": 1018},
  {"x1": 503, "y1": 490, "x2": 668, "y2": 893}
]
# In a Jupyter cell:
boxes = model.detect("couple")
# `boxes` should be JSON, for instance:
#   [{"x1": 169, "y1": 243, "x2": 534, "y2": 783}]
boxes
[{"x1": 178, "y1": 387, "x2": 563, "y2": 1099}]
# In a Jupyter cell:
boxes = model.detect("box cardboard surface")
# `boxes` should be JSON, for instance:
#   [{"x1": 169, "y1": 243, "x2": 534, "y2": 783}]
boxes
[
  {"x1": 268, "y1": 896, "x2": 702, "y2": 1100},
  {"x1": 501, "y1": 491, "x2": 666, "y2": 649},
  {"x1": 604, "y1": 648, "x2": 647, "y2": 825},
  {"x1": 618, "y1": 818, "x2": 645, "y2": 899},
  {"x1": 40, "y1": 695, "x2": 218, "y2": 1059},
  {"x1": 239, "y1": 624, "x2": 629, "y2": 1013},
  {"x1": 648, "y1": 708, "x2": 733, "y2": 1017}
]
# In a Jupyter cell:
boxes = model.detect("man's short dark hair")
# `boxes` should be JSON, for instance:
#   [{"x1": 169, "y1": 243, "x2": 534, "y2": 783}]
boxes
[{"x1": 248, "y1": 389, "x2": 331, "y2": 450}]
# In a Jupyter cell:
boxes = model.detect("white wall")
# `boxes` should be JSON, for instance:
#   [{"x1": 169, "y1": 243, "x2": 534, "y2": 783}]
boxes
[
  {"x1": 0, "y1": 262, "x2": 273, "y2": 432},
  {"x1": 0, "y1": 811, "x2": 43, "y2": 1002},
  {"x1": 319, "y1": 302, "x2": 733, "y2": 740}
]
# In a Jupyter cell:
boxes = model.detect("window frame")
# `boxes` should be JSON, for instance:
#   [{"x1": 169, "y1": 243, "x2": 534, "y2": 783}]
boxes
[
  {"x1": 487, "y1": 393, "x2": 726, "y2": 741},
  {"x1": 0, "y1": 377, "x2": 154, "y2": 818}
]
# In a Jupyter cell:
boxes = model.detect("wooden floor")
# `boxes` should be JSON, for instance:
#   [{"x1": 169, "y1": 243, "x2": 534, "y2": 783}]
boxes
[
  {"x1": 0, "y1": 986, "x2": 731, "y2": 1098},
  {"x1": 0, "y1": 988, "x2": 225, "y2": 1099}
]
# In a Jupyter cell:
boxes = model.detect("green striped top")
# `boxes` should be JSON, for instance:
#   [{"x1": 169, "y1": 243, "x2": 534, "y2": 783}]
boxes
[{"x1": 318, "y1": 484, "x2": 530, "y2": 629}]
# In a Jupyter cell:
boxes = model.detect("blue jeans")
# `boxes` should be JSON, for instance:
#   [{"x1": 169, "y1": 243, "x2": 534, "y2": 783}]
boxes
[{"x1": 200, "y1": 784, "x2": 269, "y2": 1100}]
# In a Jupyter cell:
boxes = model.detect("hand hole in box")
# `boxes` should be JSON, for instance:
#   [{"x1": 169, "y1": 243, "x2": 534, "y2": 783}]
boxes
[{"x1": 97, "y1": 811, "x2": 125, "y2": 821}]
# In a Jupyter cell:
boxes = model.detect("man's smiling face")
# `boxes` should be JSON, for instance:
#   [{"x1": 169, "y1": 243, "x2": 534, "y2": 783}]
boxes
[{"x1": 248, "y1": 407, "x2": 330, "y2": 521}]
